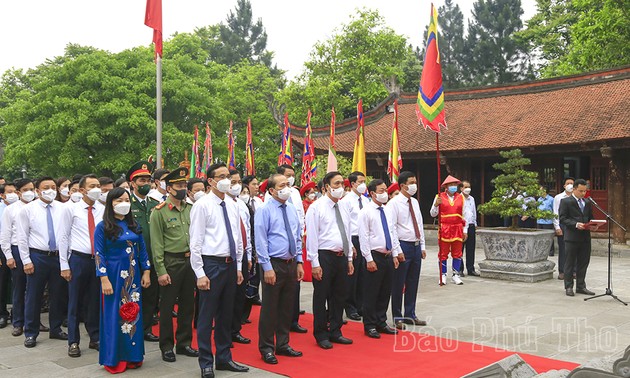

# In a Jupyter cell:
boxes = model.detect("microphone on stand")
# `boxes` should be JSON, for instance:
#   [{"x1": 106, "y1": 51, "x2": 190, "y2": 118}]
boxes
[{"x1": 588, "y1": 197, "x2": 599, "y2": 207}]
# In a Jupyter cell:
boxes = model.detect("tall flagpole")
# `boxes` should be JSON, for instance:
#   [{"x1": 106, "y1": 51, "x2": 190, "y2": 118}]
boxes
[{"x1": 156, "y1": 56, "x2": 162, "y2": 169}]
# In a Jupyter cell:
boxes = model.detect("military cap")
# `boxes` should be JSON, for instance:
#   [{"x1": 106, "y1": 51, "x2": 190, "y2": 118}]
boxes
[
  {"x1": 163, "y1": 167, "x2": 189, "y2": 186},
  {"x1": 126, "y1": 161, "x2": 154, "y2": 182}
]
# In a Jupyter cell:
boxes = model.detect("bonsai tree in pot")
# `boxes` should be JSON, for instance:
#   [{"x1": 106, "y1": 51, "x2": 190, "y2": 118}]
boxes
[{"x1": 478, "y1": 149, "x2": 555, "y2": 228}]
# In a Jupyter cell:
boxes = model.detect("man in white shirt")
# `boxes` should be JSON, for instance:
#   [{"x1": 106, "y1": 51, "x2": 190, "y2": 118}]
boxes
[
  {"x1": 242, "y1": 175, "x2": 263, "y2": 320},
  {"x1": 148, "y1": 168, "x2": 170, "y2": 203},
  {"x1": 461, "y1": 180, "x2": 480, "y2": 277},
  {"x1": 389, "y1": 172, "x2": 427, "y2": 330},
  {"x1": 359, "y1": 179, "x2": 401, "y2": 339},
  {"x1": 0, "y1": 182, "x2": 19, "y2": 329},
  {"x1": 341, "y1": 171, "x2": 367, "y2": 321},
  {"x1": 553, "y1": 177, "x2": 575, "y2": 280},
  {"x1": 58, "y1": 174, "x2": 103, "y2": 357},
  {"x1": 306, "y1": 171, "x2": 354, "y2": 349},
  {"x1": 186, "y1": 178, "x2": 207, "y2": 205},
  {"x1": 0, "y1": 178, "x2": 35, "y2": 336},
  {"x1": 17, "y1": 176, "x2": 68, "y2": 348},
  {"x1": 190, "y1": 163, "x2": 248, "y2": 378}
]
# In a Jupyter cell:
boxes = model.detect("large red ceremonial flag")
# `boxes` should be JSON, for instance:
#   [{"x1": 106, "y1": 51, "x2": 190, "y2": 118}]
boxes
[
  {"x1": 227, "y1": 120, "x2": 236, "y2": 170},
  {"x1": 301, "y1": 110, "x2": 317, "y2": 184},
  {"x1": 278, "y1": 113, "x2": 293, "y2": 166},
  {"x1": 387, "y1": 99, "x2": 403, "y2": 183},
  {"x1": 144, "y1": 0, "x2": 162, "y2": 58},
  {"x1": 326, "y1": 106, "x2": 338, "y2": 173},
  {"x1": 416, "y1": 3, "x2": 446, "y2": 132},
  {"x1": 245, "y1": 118, "x2": 255, "y2": 176},
  {"x1": 351, "y1": 99, "x2": 366, "y2": 174}
]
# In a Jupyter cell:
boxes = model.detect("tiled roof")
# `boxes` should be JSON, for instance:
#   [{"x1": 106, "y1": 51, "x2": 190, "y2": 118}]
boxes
[{"x1": 290, "y1": 67, "x2": 630, "y2": 156}]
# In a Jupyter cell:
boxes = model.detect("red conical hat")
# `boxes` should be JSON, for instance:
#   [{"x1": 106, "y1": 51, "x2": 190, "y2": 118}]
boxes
[{"x1": 441, "y1": 175, "x2": 461, "y2": 187}]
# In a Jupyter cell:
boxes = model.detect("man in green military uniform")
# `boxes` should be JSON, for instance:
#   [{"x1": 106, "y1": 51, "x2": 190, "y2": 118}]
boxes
[
  {"x1": 126, "y1": 161, "x2": 161, "y2": 342},
  {"x1": 150, "y1": 167, "x2": 199, "y2": 362}
]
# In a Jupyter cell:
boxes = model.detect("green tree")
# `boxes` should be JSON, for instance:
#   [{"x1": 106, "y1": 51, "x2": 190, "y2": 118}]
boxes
[{"x1": 466, "y1": 0, "x2": 533, "y2": 85}]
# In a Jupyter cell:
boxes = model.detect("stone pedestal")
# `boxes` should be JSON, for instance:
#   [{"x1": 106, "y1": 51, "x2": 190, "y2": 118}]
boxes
[{"x1": 477, "y1": 228, "x2": 556, "y2": 282}]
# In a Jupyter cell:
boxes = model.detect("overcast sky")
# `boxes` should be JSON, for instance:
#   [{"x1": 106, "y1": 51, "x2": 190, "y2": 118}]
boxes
[{"x1": 0, "y1": 0, "x2": 537, "y2": 80}]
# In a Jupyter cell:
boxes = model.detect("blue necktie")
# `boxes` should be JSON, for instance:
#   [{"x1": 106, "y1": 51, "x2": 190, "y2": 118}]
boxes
[
  {"x1": 280, "y1": 204, "x2": 297, "y2": 256},
  {"x1": 46, "y1": 204, "x2": 57, "y2": 251},
  {"x1": 358, "y1": 196, "x2": 363, "y2": 210},
  {"x1": 378, "y1": 206, "x2": 392, "y2": 251},
  {"x1": 578, "y1": 198, "x2": 585, "y2": 212},
  {"x1": 220, "y1": 201, "x2": 237, "y2": 260}
]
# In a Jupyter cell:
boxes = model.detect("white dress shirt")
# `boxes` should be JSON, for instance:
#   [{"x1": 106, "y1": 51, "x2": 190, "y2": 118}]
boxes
[
  {"x1": 147, "y1": 188, "x2": 167, "y2": 203},
  {"x1": 16, "y1": 199, "x2": 66, "y2": 265},
  {"x1": 305, "y1": 195, "x2": 353, "y2": 268},
  {"x1": 264, "y1": 187, "x2": 304, "y2": 233},
  {"x1": 358, "y1": 200, "x2": 401, "y2": 262},
  {"x1": 234, "y1": 197, "x2": 253, "y2": 262},
  {"x1": 553, "y1": 191, "x2": 570, "y2": 230},
  {"x1": 248, "y1": 196, "x2": 263, "y2": 211},
  {"x1": 388, "y1": 193, "x2": 426, "y2": 250},
  {"x1": 341, "y1": 190, "x2": 365, "y2": 236},
  {"x1": 0, "y1": 201, "x2": 26, "y2": 260},
  {"x1": 58, "y1": 199, "x2": 105, "y2": 271},
  {"x1": 189, "y1": 191, "x2": 244, "y2": 279},
  {"x1": 463, "y1": 194, "x2": 477, "y2": 226}
]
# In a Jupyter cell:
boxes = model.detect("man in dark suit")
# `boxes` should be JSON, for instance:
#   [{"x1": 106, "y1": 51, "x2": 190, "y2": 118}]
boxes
[{"x1": 559, "y1": 179, "x2": 596, "y2": 297}]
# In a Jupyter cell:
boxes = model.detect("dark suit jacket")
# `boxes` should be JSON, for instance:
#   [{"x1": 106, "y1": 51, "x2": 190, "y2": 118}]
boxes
[{"x1": 559, "y1": 196, "x2": 593, "y2": 243}]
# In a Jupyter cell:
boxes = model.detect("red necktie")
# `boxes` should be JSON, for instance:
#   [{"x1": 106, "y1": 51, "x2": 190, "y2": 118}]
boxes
[
  {"x1": 88, "y1": 206, "x2": 95, "y2": 255},
  {"x1": 239, "y1": 219, "x2": 247, "y2": 250},
  {"x1": 409, "y1": 199, "x2": 421, "y2": 240}
]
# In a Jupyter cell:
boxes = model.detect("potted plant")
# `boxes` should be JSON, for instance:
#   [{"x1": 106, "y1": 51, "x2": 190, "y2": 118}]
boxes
[{"x1": 476, "y1": 149, "x2": 557, "y2": 282}]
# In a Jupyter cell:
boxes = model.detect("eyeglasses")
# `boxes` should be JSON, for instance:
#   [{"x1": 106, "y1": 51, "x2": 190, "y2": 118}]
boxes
[{"x1": 213, "y1": 175, "x2": 228, "y2": 180}]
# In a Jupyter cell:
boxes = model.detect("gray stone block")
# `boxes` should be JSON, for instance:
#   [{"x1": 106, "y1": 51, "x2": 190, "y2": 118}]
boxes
[
  {"x1": 478, "y1": 259, "x2": 556, "y2": 282},
  {"x1": 462, "y1": 354, "x2": 538, "y2": 378}
]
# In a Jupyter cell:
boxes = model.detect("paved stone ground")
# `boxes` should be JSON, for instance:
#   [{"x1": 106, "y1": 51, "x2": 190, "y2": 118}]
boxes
[{"x1": 1, "y1": 244, "x2": 629, "y2": 377}]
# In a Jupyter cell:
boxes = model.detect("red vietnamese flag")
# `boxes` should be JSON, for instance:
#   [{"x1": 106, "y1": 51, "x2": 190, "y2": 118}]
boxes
[{"x1": 144, "y1": 0, "x2": 163, "y2": 58}]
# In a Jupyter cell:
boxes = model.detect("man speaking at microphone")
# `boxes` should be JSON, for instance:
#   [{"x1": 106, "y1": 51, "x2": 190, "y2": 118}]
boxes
[{"x1": 558, "y1": 179, "x2": 596, "y2": 297}]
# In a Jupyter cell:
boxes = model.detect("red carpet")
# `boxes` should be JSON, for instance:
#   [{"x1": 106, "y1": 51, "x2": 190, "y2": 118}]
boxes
[{"x1": 154, "y1": 307, "x2": 579, "y2": 377}]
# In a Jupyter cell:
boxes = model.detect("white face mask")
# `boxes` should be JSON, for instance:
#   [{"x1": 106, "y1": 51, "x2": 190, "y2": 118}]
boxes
[
  {"x1": 41, "y1": 189, "x2": 57, "y2": 202},
  {"x1": 307, "y1": 193, "x2": 316, "y2": 201},
  {"x1": 60, "y1": 187, "x2": 70, "y2": 197},
  {"x1": 99, "y1": 192, "x2": 108, "y2": 203},
  {"x1": 114, "y1": 202, "x2": 131, "y2": 216},
  {"x1": 375, "y1": 192, "x2": 389, "y2": 204},
  {"x1": 5, "y1": 192, "x2": 19, "y2": 204},
  {"x1": 239, "y1": 194, "x2": 250, "y2": 203},
  {"x1": 330, "y1": 186, "x2": 344, "y2": 199},
  {"x1": 356, "y1": 183, "x2": 367, "y2": 194},
  {"x1": 463, "y1": 188, "x2": 472, "y2": 195},
  {"x1": 277, "y1": 187, "x2": 292, "y2": 201},
  {"x1": 216, "y1": 178, "x2": 231, "y2": 193},
  {"x1": 70, "y1": 192, "x2": 83, "y2": 203},
  {"x1": 159, "y1": 181, "x2": 167, "y2": 191},
  {"x1": 406, "y1": 184, "x2": 418, "y2": 196},
  {"x1": 565, "y1": 184, "x2": 574, "y2": 193},
  {"x1": 21, "y1": 191, "x2": 35, "y2": 203},
  {"x1": 87, "y1": 188, "x2": 101, "y2": 202},
  {"x1": 228, "y1": 184, "x2": 242, "y2": 197},
  {"x1": 194, "y1": 191, "x2": 206, "y2": 202},
  {"x1": 287, "y1": 176, "x2": 295, "y2": 187}
]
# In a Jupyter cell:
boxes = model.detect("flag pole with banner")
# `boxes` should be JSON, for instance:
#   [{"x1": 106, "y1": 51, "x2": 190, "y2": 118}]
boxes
[
  {"x1": 387, "y1": 99, "x2": 402, "y2": 183},
  {"x1": 145, "y1": 0, "x2": 163, "y2": 168},
  {"x1": 228, "y1": 120, "x2": 236, "y2": 170},
  {"x1": 246, "y1": 117, "x2": 255, "y2": 176},
  {"x1": 327, "y1": 106, "x2": 338, "y2": 173},
  {"x1": 201, "y1": 122, "x2": 212, "y2": 177},
  {"x1": 301, "y1": 110, "x2": 317, "y2": 185},
  {"x1": 278, "y1": 113, "x2": 293, "y2": 166},
  {"x1": 416, "y1": 3, "x2": 447, "y2": 285},
  {"x1": 352, "y1": 99, "x2": 366, "y2": 174}
]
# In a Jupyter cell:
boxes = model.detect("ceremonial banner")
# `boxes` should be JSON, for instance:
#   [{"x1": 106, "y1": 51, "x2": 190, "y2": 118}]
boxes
[
  {"x1": 352, "y1": 99, "x2": 366, "y2": 174},
  {"x1": 387, "y1": 99, "x2": 403, "y2": 183}
]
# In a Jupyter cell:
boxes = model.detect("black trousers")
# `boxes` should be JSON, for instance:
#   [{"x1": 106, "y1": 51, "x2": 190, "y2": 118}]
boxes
[
  {"x1": 197, "y1": 256, "x2": 236, "y2": 369},
  {"x1": 67, "y1": 253, "x2": 99, "y2": 345},
  {"x1": 312, "y1": 251, "x2": 349, "y2": 342},
  {"x1": 0, "y1": 252, "x2": 11, "y2": 318},
  {"x1": 362, "y1": 251, "x2": 393, "y2": 331},
  {"x1": 142, "y1": 265, "x2": 159, "y2": 334},
  {"x1": 258, "y1": 258, "x2": 297, "y2": 355},
  {"x1": 564, "y1": 241, "x2": 591, "y2": 290},
  {"x1": 344, "y1": 235, "x2": 363, "y2": 316},
  {"x1": 24, "y1": 250, "x2": 65, "y2": 338},
  {"x1": 231, "y1": 258, "x2": 249, "y2": 336},
  {"x1": 159, "y1": 254, "x2": 196, "y2": 352},
  {"x1": 291, "y1": 281, "x2": 301, "y2": 325},
  {"x1": 462, "y1": 224, "x2": 476, "y2": 273}
]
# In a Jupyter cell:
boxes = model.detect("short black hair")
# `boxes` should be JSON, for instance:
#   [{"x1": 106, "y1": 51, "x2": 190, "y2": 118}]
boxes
[
  {"x1": 187, "y1": 177, "x2": 207, "y2": 191},
  {"x1": 98, "y1": 176, "x2": 114, "y2": 186},
  {"x1": 71, "y1": 174, "x2": 83, "y2": 182},
  {"x1": 0, "y1": 185, "x2": 5, "y2": 195},
  {"x1": 114, "y1": 177, "x2": 127, "y2": 188},
  {"x1": 276, "y1": 164, "x2": 295, "y2": 175},
  {"x1": 153, "y1": 168, "x2": 170, "y2": 181},
  {"x1": 348, "y1": 171, "x2": 365, "y2": 184},
  {"x1": 268, "y1": 173, "x2": 284, "y2": 191},
  {"x1": 79, "y1": 174, "x2": 98, "y2": 188},
  {"x1": 368, "y1": 179, "x2": 385, "y2": 194},
  {"x1": 242, "y1": 175, "x2": 256, "y2": 186},
  {"x1": 574, "y1": 178, "x2": 587, "y2": 188},
  {"x1": 323, "y1": 171, "x2": 342, "y2": 187},
  {"x1": 229, "y1": 169, "x2": 240, "y2": 177},
  {"x1": 14, "y1": 178, "x2": 32, "y2": 191},
  {"x1": 207, "y1": 162, "x2": 227, "y2": 179},
  {"x1": 398, "y1": 171, "x2": 415, "y2": 186},
  {"x1": 69, "y1": 180, "x2": 80, "y2": 190},
  {"x1": 563, "y1": 176, "x2": 575, "y2": 185},
  {"x1": 36, "y1": 176, "x2": 56, "y2": 189},
  {"x1": 317, "y1": 179, "x2": 325, "y2": 192}
]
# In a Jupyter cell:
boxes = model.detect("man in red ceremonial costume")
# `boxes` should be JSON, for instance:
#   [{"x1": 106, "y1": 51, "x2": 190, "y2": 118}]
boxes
[{"x1": 430, "y1": 176, "x2": 468, "y2": 285}]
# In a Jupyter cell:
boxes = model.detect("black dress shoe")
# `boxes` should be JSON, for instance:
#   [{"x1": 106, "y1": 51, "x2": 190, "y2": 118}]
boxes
[
  {"x1": 144, "y1": 332, "x2": 159, "y2": 342},
  {"x1": 12, "y1": 326, "x2": 23, "y2": 337},
  {"x1": 232, "y1": 333, "x2": 251, "y2": 344},
  {"x1": 566, "y1": 288, "x2": 575, "y2": 296},
  {"x1": 176, "y1": 346, "x2": 199, "y2": 357},
  {"x1": 411, "y1": 317, "x2": 427, "y2": 326},
  {"x1": 347, "y1": 313, "x2": 361, "y2": 321},
  {"x1": 299, "y1": 310, "x2": 306, "y2": 315},
  {"x1": 68, "y1": 343, "x2": 81, "y2": 357},
  {"x1": 276, "y1": 346, "x2": 303, "y2": 357},
  {"x1": 241, "y1": 319, "x2": 251, "y2": 324},
  {"x1": 262, "y1": 352, "x2": 278, "y2": 364},
  {"x1": 162, "y1": 350, "x2": 176, "y2": 362},
  {"x1": 376, "y1": 325, "x2": 397, "y2": 335},
  {"x1": 468, "y1": 271, "x2": 481, "y2": 277},
  {"x1": 290, "y1": 324, "x2": 307, "y2": 333},
  {"x1": 576, "y1": 288, "x2": 595, "y2": 295},
  {"x1": 215, "y1": 360, "x2": 249, "y2": 372},
  {"x1": 395, "y1": 320, "x2": 405, "y2": 330},
  {"x1": 50, "y1": 331, "x2": 68, "y2": 340},
  {"x1": 365, "y1": 329, "x2": 381, "y2": 339},
  {"x1": 342, "y1": 319, "x2": 348, "y2": 325},
  {"x1": 201, "y1": 367, "x2": 214, "y2": 378},
  {"x1": 39, "y1": 323, "x2": 49, "y2": 332},
  {"x1": 89, "y1": 341, "x2": 100, "y2": 351},
  {"x1": 330, "y1": 336, "x2": 353, "y2": 344},
  {"x1": 24, "y1": 336, "x2": 37, "y2": 348},
  {"x1": 316, "y1": 339, "x2": 333, "y2": 349},
  {"x1": 251, "y1": 298, "x2": 262, "y2": 306},
  {"x1": 0, "y1": 316, "x2": 7, "y2": 328}
]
